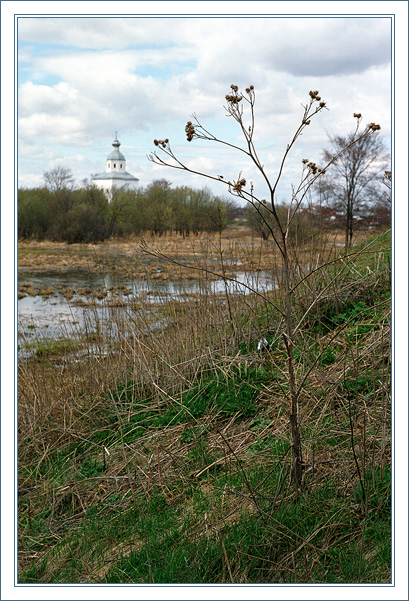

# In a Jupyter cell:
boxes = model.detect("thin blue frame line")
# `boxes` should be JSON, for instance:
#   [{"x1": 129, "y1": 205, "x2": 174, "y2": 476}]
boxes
[
  {"x1": 392, "y1": 10, "x2": 397, "y2": 593},
  {"x1": 14, "y1": 14, "x2": 395, "y2": 18},
  {"x1": 391, "y1": 13, "x2": 395, "y2": 589},
  {"x1": 13, "y1": 11, "x2": 395, "y2": 590},
  {"x1": 14, "y1": 11, "x2": 17, "y2": 590}
]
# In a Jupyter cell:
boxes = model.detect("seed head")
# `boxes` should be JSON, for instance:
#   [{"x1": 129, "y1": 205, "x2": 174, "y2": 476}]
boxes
[
  {"x1": 225, "y1": 94, "x2": 243, "y2": 104},
  {"x1": 185, "y1": 122, "x2": 195, "y2": 141},
  {"x1": 353, "y1": 113, "x2": 362, "y2": 119},
  {"x1": 232, "y1": 178, "x2": 246, "y2": 193}
]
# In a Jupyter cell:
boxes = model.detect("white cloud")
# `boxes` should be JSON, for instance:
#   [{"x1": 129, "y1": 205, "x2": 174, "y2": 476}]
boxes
[
  {"x1": 19, "y1": 81, "x2": 78, "y2": 114},
  {"x1": 17, "y1": 15, "x2": 392, "y2": 196},
  {"x1": 18, "y1": 16, "x2": 183, "y2": 49}
]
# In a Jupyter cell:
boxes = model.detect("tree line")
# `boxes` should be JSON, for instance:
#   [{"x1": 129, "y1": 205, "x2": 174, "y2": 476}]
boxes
[
  {"x1": 18, "y1": 175, "x2": 238, "y2": 242},
  {"x1": 19, "y1": 124, "x2": 390, "y2": 246}
]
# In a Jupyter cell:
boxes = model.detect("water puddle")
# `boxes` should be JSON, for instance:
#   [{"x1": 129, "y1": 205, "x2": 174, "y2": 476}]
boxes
[{"x1": 18, "y1": 269, "x2": 277, "y2": 347}]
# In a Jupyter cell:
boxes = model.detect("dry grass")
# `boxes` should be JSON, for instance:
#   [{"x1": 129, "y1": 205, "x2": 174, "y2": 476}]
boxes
[
  {"x1": 17, "y1": 227, "x2": 391, "y2": 584},
  {"x1": 18, "y1": 226, "x2": 362, "y2": 277}
]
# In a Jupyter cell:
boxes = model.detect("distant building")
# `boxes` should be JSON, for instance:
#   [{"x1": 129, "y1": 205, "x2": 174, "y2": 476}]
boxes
[{"x1": 92, "y1": 134, "x2": 139, "y2": 199}]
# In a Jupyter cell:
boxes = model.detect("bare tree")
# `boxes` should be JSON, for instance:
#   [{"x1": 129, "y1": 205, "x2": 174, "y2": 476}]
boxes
[
  {"x1": 321, "y1": 128, "x2": 389, "y2": 248},
  {"x1": 43, "y1": 165, "x2": 74, "y2": 192},
  {"x1": 146, "y1": 85, "x2": 381, "y2": 490}
]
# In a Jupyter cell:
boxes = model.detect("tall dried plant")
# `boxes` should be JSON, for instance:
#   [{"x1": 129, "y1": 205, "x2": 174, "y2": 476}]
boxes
[{"x1": 147, "y1": 85, "x2": 382, "y2": 490}]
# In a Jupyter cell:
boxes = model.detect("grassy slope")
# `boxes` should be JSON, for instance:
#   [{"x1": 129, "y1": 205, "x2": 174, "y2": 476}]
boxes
[{"x1": 18, "y1": 231, "x2": 391, "y2": 584}]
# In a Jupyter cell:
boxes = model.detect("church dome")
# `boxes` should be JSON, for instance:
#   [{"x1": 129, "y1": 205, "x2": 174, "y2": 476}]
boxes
[{"x1": 107, "y1": 136, "x2": 125, "y2": 161}]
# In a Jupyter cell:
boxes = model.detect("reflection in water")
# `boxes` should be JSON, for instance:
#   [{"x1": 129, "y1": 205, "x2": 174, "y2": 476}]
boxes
[{"x1": 18, "y1": 269, "x2": 277, "y2": 344}]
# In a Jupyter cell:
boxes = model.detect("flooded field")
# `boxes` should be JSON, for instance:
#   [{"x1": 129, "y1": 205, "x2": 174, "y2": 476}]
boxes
[
  {"x1": 17, "y1": 231, "x2": 288, "y2": 361},
  {"x1": 18, "y1": 267, "x2": 277, "y2": 347}
]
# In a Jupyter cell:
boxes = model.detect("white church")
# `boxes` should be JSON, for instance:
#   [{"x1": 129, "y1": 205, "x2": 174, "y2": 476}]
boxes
[{"x1": 92, "y1": 134, "x2": 139, "y2": 199}]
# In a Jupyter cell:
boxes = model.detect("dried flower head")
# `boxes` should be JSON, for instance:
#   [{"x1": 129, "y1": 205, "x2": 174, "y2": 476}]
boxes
[
  {"x1": 230, "y1": 84, "x2": 239, "y2": 92},
  {"x1": 185, "y1": 122, "x2": 195, "y2": 141},
  {"x1": 307, "y1": 161, "x2": 318, "y2": 175},
  {"x1": 153, "y1": 139, "x2": 159, "y2": 146},
  {"x1": 319, "y1": 101, "x2": 326, "y2": 108},
  {"x1": 353, "y1": 113, "x2": 362, "y2": 119},
  {"x1": 384, "y1": 170, "x2": 391, "y2": 180},
  {"x1": 232, "y1": 178, "x2": 246, "y2": 193},
  {"x1": 225, "y1": 94, "x2": 243, "y2": 104},
  {"x1": 368, "y1": 122, "x2": 381, "y2": 131},
  {"x1": 309, "y1": 90, "x2": 320, "y2": 100},
  {"x1": 302, "y1": 158, "x2": 309, "y2": 164}
]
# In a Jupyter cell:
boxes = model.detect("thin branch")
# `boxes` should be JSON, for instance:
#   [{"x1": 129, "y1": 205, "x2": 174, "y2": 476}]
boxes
[{"x1": 139, "y1": 240, "x2": 286, "y2": 319}]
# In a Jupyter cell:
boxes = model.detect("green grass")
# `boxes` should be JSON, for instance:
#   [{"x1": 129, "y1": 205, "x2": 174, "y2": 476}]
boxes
[
  {"x1": 19, "y1": 463, "x2": 391, "y2": 584},
  {"x1": 90, "y1": 365, "x2": 271, "y2": 448}
]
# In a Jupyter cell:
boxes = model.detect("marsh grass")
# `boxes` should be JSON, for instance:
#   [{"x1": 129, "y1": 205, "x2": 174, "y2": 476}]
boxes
[{"x1": 17, "y1": 228, "x2": 391, "y2": 584}]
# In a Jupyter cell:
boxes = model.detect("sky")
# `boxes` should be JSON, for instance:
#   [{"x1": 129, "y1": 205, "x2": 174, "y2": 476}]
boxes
[{"x1": 17, "y1": 14, "x2": 392, "y2": 203}]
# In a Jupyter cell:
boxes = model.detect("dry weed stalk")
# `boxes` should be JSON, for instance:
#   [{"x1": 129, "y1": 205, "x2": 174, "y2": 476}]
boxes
[{"x1": 147, "y1": 84, "x2": 382, "y2": 490}]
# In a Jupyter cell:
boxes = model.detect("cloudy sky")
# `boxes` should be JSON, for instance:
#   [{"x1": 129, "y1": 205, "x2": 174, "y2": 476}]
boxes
[{"x1": 17, "y1": 14, "x2": 392, "y2": 202}]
